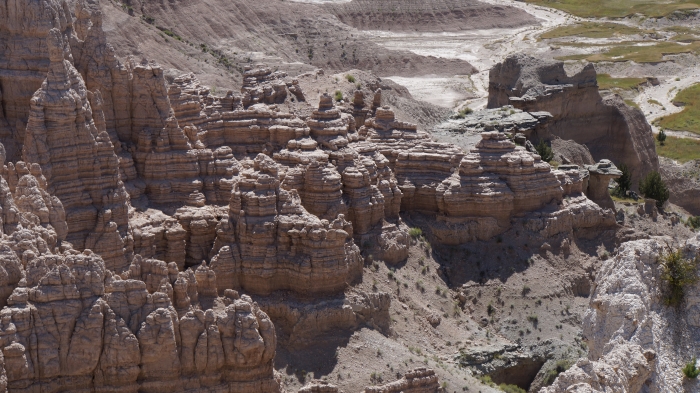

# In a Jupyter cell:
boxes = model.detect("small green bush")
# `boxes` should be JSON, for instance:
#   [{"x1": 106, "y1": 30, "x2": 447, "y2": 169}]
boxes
[
  {"x1": 455, "y1": 107, "x2": 474, "y2": 119},
  {"x1": 683, "y1": 358, "x2": 700, "y2": 378},
  {"x1": 536, "y1": 139, "x2": 554, "y2": 163},
  {"x1": 639, "y1": 171, "x2": 669, "y2": 208},
  {"x1": 659, "y1": 248, "x2": 699, "y2": 307},
  {"x1": 657, "y1": 129, "x2": 667, "y2": 146},
  {"x1": 688, "y1": 216, "x2": 700, "y2": 230},
  {"x1": 334, "y1": 90, "x2": 343, "y2": 102},
  {"x1": 408, "y1": 227, "x2": 423, "y2": 238},
  {"x1": 543, "y1": 360, "x2": 572, "y2": 386},
  {"x1": 346, "y1": 74, "x2": 356, "y2": 83},
  {"x1": 499, "y1": 384, "x2": 526, "y2": 393}
]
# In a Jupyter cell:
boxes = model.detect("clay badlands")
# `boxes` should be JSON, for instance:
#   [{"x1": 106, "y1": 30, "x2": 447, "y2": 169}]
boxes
[{"x1": 0, "y1": 0, "x2": 700, "y2": 392}]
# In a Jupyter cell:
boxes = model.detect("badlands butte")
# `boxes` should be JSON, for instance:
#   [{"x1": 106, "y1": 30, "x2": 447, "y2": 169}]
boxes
[{"x1": 1, "y1": 0, "x2": 700, "y2": 393}]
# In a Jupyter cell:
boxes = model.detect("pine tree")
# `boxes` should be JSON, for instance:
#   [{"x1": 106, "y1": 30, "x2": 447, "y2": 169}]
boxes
[
  {"x1": 657, "y1": 130, "x2": 667, "y2": 146},
  {"x1": 640, "y1": 171, "x2": 669, "y2": 208}
]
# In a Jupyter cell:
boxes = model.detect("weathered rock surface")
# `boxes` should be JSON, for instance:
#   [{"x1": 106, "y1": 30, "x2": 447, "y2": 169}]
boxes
[
  {"x1": 0, "y1": 247, "x2": 280, "y2": 393},
  {"x1": 488, "y1": 54, "x2": 658, "y2": 187},
  {"x1": 585, "y1": 159, "x2": 622, "y2": 210},
  {"x1": 544, "y1": 236, "x2": 700, "y2": 392},
  {"x1": 363, "y1": 368, "x2": 439, "y2": 393},
  {"x1": 211, "y1": 154, "x2": 363, "y2": 296},
  {"x1": 23, "y1": 28, "x2": 132, "y2": 267},
  {"x1": 659, "y1": 157, "x2": 700, "y2": 216}
]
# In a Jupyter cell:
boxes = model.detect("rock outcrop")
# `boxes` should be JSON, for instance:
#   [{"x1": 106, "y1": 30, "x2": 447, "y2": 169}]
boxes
[
  {"x1": 211, "y1": 154, "x2": 363, "y2": 296},
  {"x1": 23, "y1": 28, "x2": 132, "y2": 267},
  {"x1": 488, "y1": 54, "x2": 658, "y2": 187},
  {"x1": 585, "y1": 159, "x2": 622, "y2": 210},
  {"x1": 659, "y1": 157, "x2": 700, "y2": 216},
  {"x1": 0, "y1": 246, "x2": 280, "y2": 392},
  {"x1": 364, "y1": 368, "x2": 439, "y2": 393},
  {"x1": 544, "y1": 236, "x2": 700, "y2": 392}
]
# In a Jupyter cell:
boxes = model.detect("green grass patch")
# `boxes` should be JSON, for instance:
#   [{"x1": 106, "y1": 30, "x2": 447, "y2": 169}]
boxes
[
  {"x1": 658, "y1": 83, "x2": 700, "y2": 134},
  {"x1": 655, "y1": 135, "x2": 700, "y2": 163},
  {"x1": 597, "y1": 74, "x2": 647, "y2": 90},
  {"x1": 541, "y1": 22, "x2": 649, "y2": 40},
  {"x1": 588, "y1": 41, "x2": 700, "y2": 63},
  {"x1": 525, "y1": 0, "x2": 700, "y2": 18}
]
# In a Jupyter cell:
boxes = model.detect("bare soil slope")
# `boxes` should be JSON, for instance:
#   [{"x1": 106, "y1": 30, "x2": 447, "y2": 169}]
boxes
[
  {"x1": 324, "y1": 0, "x2": 538, "y2": 32},
  {"x1": 102, "y1": 0, "x2": 485, "y2": 91}
]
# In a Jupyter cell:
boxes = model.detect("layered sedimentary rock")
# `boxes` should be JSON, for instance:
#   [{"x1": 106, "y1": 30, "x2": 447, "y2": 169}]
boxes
[
  {"x1": 210, "y1": 154, "x2": 363, "y2": 296},
  {"x1": 23, "y1": 28, "x2": 132, "y2": 268},
  {"x1": 659, "y1": 157, "x2": 700, "y2": 215},
  {"x1": 431, "y1": 131, "x2": 563, "y2": 244},
  {"x1": 0, "y1": 247, "x2": 280, "y2": 393},
  {"x1": 488, "y1": 54, "x2": 658, "y2": 187}
]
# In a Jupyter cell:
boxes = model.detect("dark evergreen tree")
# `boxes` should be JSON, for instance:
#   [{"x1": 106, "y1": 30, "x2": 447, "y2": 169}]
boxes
[
  {"x1": 640, "y1": 171, "x2": 670, "y2": 208},
  {"x1": 536, "y1": 139, "x2": 554, "y2": 163}
]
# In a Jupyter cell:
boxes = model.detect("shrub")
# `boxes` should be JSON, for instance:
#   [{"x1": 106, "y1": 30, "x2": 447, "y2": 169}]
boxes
[
  {"x1": 688, "y1": 216, "x2": 700, "y2": 230},
  {"x1": 657, "y1": 129, "x2": 667, "y2": 146},
  {"x1": 346, "y1": 74, "x2": 356, "y2": 83},
  {"x1": 613, "y1": 163, "x2": 632, "y2": 197},
  {"x1": 536, "y1": 139, "x2": 554, "y2": 163},
  {"x1": 455, "y1": 107, "x2": 474, "y2": 119},
  {"x1": 543, "y1": 360, "x2": 572, "y2": 386},
  {"x1": 659, "y1": 248, "x2": 699, "y2": 307},
  {"x1": 639, "y1": 171, "x2": 669, "y2": 208},
  {"x1": 334, "y1": 90, "x2": 343, "y2": 102},
  {"x1": 683, "y1": 358, "x2": 700, "y2": 378},
  {"x1": 499, "y1": 384, "x2": 526, "y2": 393},
  {"x1": 408, "y1": 227, "x2": 423, "y2": 238}
]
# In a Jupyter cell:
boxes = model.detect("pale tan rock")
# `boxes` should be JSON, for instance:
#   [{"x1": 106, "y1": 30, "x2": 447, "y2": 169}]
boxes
[
  {"x1": 364, "y1": 368, "x2": 439, "y2": 393},
  {"x1": 212, "y1": 154, "x2": 362, "y2": 296},
  {"x1": 299, "y1": 380, "x2": 340, "y2": 393},
  {"x1": 585, "y1": 159, "x2": 622, "y2": 210}
]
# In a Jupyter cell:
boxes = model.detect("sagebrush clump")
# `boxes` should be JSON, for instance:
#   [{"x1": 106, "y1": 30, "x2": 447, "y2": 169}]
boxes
[{"x1": 659, "y1": 247, "x2": 699, "y2": 307}]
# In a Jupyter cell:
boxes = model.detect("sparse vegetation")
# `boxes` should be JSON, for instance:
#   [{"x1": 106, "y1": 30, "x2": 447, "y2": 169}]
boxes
[
  {"x1": 498, "y1": 384, "x2": 527, "y2": 393},
  {"x1": 658, "y1": 83, "x2": 700, "y2": 135},
  {"x1": 543, "y1": 360, "x2": 573, "y2": 386},
  {"x1": 526, "y1": 0, "x2": 700, "y2": 18},
  {"x1": 597, "y1": 73, "x2": 647, "y2": 91},
  {"x1": 612, "y1": 163, "x2": 632, "y2": 198},
  {"x1": 345, "y1": 74, "x2": 356, "y2": 83},
  {"x1": 455, "y1": 107, "x2": 474, "y2": 119},
  {"x1": 657, "y1": 130, "x2": 667, "y2": 146},
  {"x1": 541, "y1": 22, "x2": 649, "y2": 40},
  {"x1": 535, "y1": 139, "x2": 554, "y2": 163},
  {"x1": 334, "y1": 90, "x2": 343, "y2": 102},
  {"x1": 683, "y1": 358, "x2": 700, "y2": 378},
  {"x1": 409, "y1": 227, "x2": 423, "y2": 238},
  {"x1": 688, "y1": 216, "x2": 700, "y2": 230},
  {"x1": 655, "y1": 135, "x2": 700, "y2": 163},
  {"x1": 639, "y1": 171, "x2": 669, "y2": 208},
  {"x1": 658, "y1": 247, "x2": 699, "y2": 307}
]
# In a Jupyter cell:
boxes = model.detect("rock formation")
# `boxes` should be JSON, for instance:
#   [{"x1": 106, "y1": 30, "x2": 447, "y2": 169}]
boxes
[
  {"x1": 585, "y1": 160, "x2": 622, "y2": 210},
  {"x1": 364, "y1": 368, "x2": 440, "y2": 393},
  {"x1": 488, "y1": 54, "x2": 658, "y2": 187},
  {"x1": 210, "y1": 154, "x2": 363, "y2": 296},
  {"x1": 544, "y1": 235, "x2": 700, "y2": 392},
  {"x1": 23, "y1": 28, "x2": 132, "y2": 267}
]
